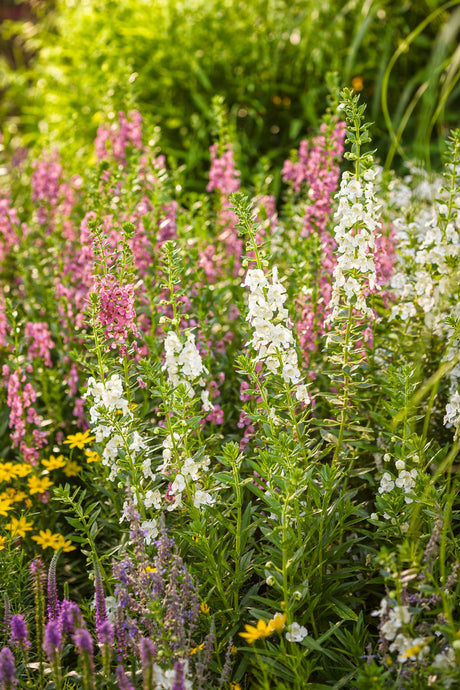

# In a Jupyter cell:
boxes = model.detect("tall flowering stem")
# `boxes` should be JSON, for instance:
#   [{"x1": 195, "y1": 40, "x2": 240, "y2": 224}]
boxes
[
  {"x1": 29, "y1": 558, "x2": 46, "y2": 688},
  {"x1": 326, "y1": 89, "x2": 381, "y2": 465}
]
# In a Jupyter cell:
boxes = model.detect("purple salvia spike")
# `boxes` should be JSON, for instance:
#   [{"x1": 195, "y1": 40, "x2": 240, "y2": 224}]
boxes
[
  {"x1": 43, "y1": 619, "x2": 63, "y2": 662},
  {"x1": 9, "y1": 614, "x2": 31, "y2": 651},
  {"x1": 116, "y1": 664, "x2": 135, "y2": 690},
  {"x1": 47, "y1": 551, "x2": 60, "y2": 622},
  {"x1": 0, "y1": 647, "x2": 17, "y2": 689},
  {"x1": 59, "y1": 600, "x2": 82, "y2": 635},
  {"x1": 73, "y1": 627, "x2": 95, "y2": 689},
  {"x1": 93, "y1": 558, "x2": 107, "y2": 633},
  {"x1": 172, "y1": 660, "x2": 186, "y2": 690}
]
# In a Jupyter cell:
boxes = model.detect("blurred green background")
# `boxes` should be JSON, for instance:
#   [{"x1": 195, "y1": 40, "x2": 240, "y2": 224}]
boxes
[{"x1": 1, "y1": 0, "x2": 459, "y2": 192}]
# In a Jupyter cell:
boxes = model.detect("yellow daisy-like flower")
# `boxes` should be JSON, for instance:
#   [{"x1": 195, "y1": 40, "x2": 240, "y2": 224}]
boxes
[
  {"x1": 63, "y1": 430, "x2": 95, "y2": 449},
  {"x1": 12, "y1": 463, "x2": 32, "y2": 478},
  {"x1": 142, "y1": 566, "x2": 157, "y2": 580},
  {"x1": 189, "y1": 643, "x2": 204, "y2": 655},
  {"x1": 267, "y1": 612, "x2": 286, "y2": 633},
  {"x1": 27, "y1": 475, "x2": 53, "y2": 495},
  {"x1": 200, "y1": 602, "x2": 210, "y2": 615},
  {"x1": 230, "y1": 683, "x2": 242, "y2": 690},
  {"x1": 52, "y1": 533, "x2": 76, "y2": 552},
  {"x1": 42, "y1": 455, "x2": 66, "y2": 471},
  {"x1": 0, "y1": 536, "x2": 6, "y2": 551},
  {"x1": 239, "y1": 619, "x2": 274, "y2": 644},
  {"x1": 63, "y1": 460, "x2": 82, "y2": 478},
  {"x1": 0, "y1": 462, "x2": 19, "y2": 482},
  {"x1": 6, "y1": 515, "x2": 34, "y2": 538},
  {"x1": 85, "y1": 450, "x2": 100, "y2": 464},
  {"x1": 32, "y1": 529, "x2": 61, "y2": 550},
  {"x1": 0, "y1": 497, "x2": 13, "y2": 516},
  {"x1": 4, "y1": 488, "x2": 28, "y2": 503}
]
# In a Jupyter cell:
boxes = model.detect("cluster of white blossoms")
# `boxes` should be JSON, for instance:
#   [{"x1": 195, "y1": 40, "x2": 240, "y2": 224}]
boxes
[
  {"x1": 85, "y1": 374, "x2": 148, "y2": 482},
  {"x1": 328, "y1": 169, "x2": 381, "y2": 321},
  {"x1": 243, "y1": 267, "x2": 310, "y2": 403},
  {"x1": 285, "y1": 622, "x2": 308, "y2": 643},
  {"x1": 378, "y1": 456, "x2": 418, "y2": 504},
  {"x1": 163, "y1": 331, "x2": 213, "y2": 411},
  {"x1": 157, "y1": 432, "x2": 216, "y2": 511},
  {"x1": 389, "y1": 202, "x2": 460, "y2": 330}
]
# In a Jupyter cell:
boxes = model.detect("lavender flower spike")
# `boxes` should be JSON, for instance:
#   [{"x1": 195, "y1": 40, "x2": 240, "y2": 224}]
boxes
[
  {"x1": 0, "y1": 647, "x2": 18, "y2": 689},
  {"x1": 93, "y1": 558, "x2": 107, "y2": 633},
  {"x1": 116, "y1": 664, "x2": 135, "y2": 690},
  {"x1": 43, "y1": 619, "x2": 63, "y2": 661},
  {"x1": 47, "y1": 551, "x2": 60, "y2": 622},
  {"x1": 73, "y1": 628, "x2": 95, "y2": 690},
  {"x1": 9, "y1": 614, "x2": 31, "y2": 651}
]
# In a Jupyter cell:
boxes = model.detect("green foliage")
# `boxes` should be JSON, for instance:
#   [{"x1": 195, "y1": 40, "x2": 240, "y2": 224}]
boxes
[{"x1": 1, "y1": 0, "x2": 459, "y2": 191}]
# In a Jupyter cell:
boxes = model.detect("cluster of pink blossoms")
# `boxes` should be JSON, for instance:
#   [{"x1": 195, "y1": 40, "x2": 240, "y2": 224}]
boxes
[
  {"x1": 31, "y1": 151, "x2": 63, "y2": 226},
  {"x1": 282, "y1": 121, "x2": 346, "y2": 237},
  {"x1": 3, "y1": 366, "x2": 47, "y2": 464},
  {"x1": 95, "y1": 111, "x2": 143, "y2": 164},
  {"x1": 24, "y1": 322, "x2": 55, "y2": 368},
  {"x1": 203, "y1": 142, "x2": 243, "y2": 277},
  {"x1": 97, "y1": 274, "x2": 139, "y2": 344},
  {"x1": 0, "y1": 198, "x2": 20, "y2": 263}
]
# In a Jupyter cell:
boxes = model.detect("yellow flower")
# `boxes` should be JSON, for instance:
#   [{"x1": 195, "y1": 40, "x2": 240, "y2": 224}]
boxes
[
  {"x1": 200, "y1": 602, "x2": 210, "y2": 615},
  {"x1": 351, "y1": 76, "x2": 364, "y2": 92},
  {"x1": 189, "y1": 643, "x2": 204, "y2": 655},
  {"x1": 5, "y1": 488, "x2": 28, "y2": 503},
  {"x1": 32, "y1": 529, "x2": 61, "y2": 550},
  {"x1": 63, "y1": 430, "x2": 95, "y2": 449},
  {"x1": 230, "y1": 683, "x2": 242, "y2": 690},
  {"x1": 0, "y1": 536, "x2": 6, "y2": 550},
  {"x1": 142, "y1": 566, "x2": 157, "y2": 579},
  {"x1": 0, "y1": 463, "x2": 19, "y2": 482},
  {"x1": 85, "y1": 450, "x2": 100, "y2": 464},
  {"x1": 27, "y1": 475, "x2": 53, "y2": 495},
  {"x1": 6, "y1": 516, "x2": 34, "y2": 538},
  {"x1": 12, "y1": 463, "x2": 32, "y2": 478},
  {"x1": 0, "y1": 497, "x2": 13, "y2": 516},
  {"x1": 52, "y1": 533, "x2": 76, "y2": 552},
  {"x1": 231, "y1": 645, "x2": 238, "y2": 655},
  {"x1": 239, "y1": 618, "x2": 275, "y2": 644},
  {"x1": 268, "y1": 612, "x2": 286, "y2": 633},
  {"x1": 63, "y1": 460, "x2": 82, "y2": 477},
  {"x1": 42, "y1": 455, "x2": 66, "y2": 471}
]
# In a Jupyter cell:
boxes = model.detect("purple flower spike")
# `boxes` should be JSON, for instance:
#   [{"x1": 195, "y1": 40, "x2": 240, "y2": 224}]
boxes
[
  {"x1": 47, "y1": 552, "x2": 60, "y2": 622},
  {"x1": 97, "y1": 619, "x2": 114, "y2": 647},
  {"x1": 93, "y1": 560, "x2": 107, "y2": 632},
  {"x1": 43, "y1": 619, "x2": 63, "y2": 661},
  {"x1": 172, "y1": 660, "x2": 186, "y2": 690},
  {"x1": 73, "y1": 628, "x2": 94, "y2": 655},
  {"x1": 0, "y1": 647, "x2": 18, "y2": 688},
  {"x1": 59, "y1": 600, "x2": 82, "y2": 634},
  {"x1": 9, "y1": 614, "x2": 31, "y2": 651},
  {"x1": 116, "y1": 664, "x2": 135, "y2": 690}
]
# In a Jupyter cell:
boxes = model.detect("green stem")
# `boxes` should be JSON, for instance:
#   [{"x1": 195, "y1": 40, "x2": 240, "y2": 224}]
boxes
[{"x1": 333, "y1": 304, "x2": 354, "y2": 464}]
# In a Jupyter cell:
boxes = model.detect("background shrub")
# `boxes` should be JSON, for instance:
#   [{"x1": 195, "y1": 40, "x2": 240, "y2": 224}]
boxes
[{"x1": 1, "y1": 0, "x2": 459, "y2": 193}]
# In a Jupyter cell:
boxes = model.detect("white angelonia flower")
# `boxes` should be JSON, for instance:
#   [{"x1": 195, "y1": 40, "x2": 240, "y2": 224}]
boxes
[
  {"x1": 171, "y1": 473, "x2": 186, "y2": 493},
  {"x1": 243, "y1": 266, "x2": 310, "y2": 404},
  {"x1": 378, "y1": 472, "x2": 395, "y2": 494},
  {"x1": 141, "y1": 519, "x2": 158, "y2": 545},
  {"x1": 144, "y1": 489, "x2": 162, "y2": 510},
  {"x1": 328, "y1": 170, "x2": 380, "y2": 322},
  {"x1": 193, "y1": 489, "x2": 215, "y2": 509},
  {"x1": 285, "y1": 622, "x2": 308, "y2": 642},
  {"x1": 163, "y1": 331, "x2": 210, "y2": 405}
]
